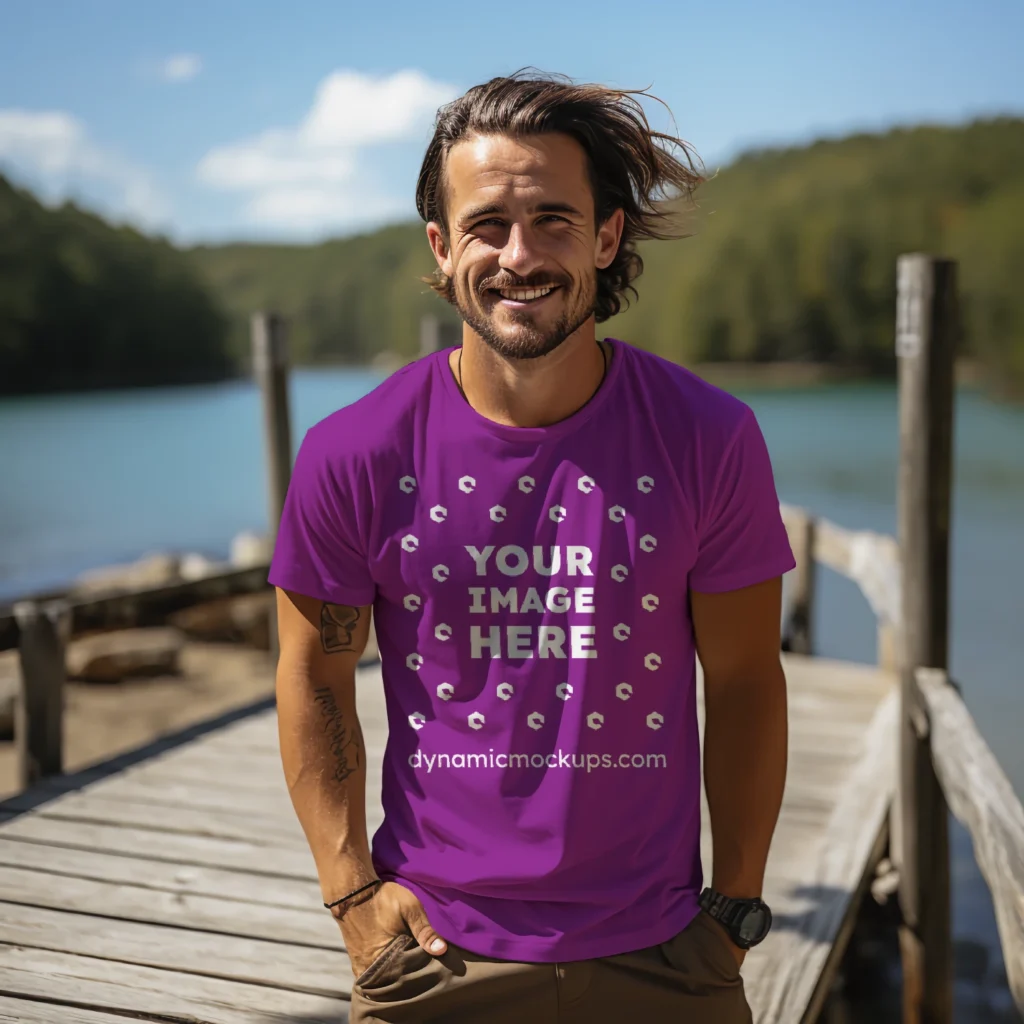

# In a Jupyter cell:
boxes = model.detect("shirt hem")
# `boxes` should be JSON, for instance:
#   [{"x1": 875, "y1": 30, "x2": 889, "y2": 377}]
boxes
[
  {"x1": 266, "y1": 567, "x2": 375, "y2": 607},
  {"x1": 689, "y1": 553, "x2": 797, "y2": 595},
  {"x1": 387, "y1": 875, "x2": 702, "y2": 962}
]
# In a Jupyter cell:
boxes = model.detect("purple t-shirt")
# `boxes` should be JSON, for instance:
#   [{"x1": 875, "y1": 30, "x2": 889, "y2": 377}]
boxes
[{"x1": 269, "y1": 338, "x2": 795, "y2": 962}]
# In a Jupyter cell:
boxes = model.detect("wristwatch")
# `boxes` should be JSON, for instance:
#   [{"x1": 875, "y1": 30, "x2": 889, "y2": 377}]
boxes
[{"x1": 698, "y1": 887, "x2": 773, "y2": 950}]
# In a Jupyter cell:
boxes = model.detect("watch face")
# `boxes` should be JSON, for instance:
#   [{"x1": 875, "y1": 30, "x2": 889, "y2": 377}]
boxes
[{"x1": 738, "y1": 905, "x2": 771, "y2": 944}]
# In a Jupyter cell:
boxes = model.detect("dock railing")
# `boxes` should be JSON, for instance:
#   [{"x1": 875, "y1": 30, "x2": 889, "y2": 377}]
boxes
[
  {"x1": 780, "y1": 254, "x2": 1024, "y2": 1020},
  {"x1": 0, "y1": 257, "x2": 1021, "y2": 1020}
]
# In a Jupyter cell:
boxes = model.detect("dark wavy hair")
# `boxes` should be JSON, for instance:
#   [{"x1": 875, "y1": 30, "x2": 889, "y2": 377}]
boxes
[{"x1": 415, "y1": 69, "x2": 704, "y2": 322}]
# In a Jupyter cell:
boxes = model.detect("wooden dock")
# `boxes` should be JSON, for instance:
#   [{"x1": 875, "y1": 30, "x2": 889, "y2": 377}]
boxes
[
  {"x1": 0, "y1": 255, "x2": 1021, "y2": 1022},
  {"x1": 0, "y1": 649, "x2": 896, "y2": 1024}
]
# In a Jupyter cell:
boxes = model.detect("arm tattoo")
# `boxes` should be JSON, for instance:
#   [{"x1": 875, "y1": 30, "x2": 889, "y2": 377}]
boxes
[
  {"x1": 320, "y1": 603, "x2": 360, "y2": 654},
  {"x1": 312, "y1": 687, "x2": 362, "y2": 783}
]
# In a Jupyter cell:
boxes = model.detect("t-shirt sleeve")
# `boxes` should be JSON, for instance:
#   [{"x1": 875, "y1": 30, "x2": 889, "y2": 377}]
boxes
[
  {"x1": 688, "y1": 407, "x2": 796, "y2": 594},
  {"x1": 267, "y1": 427, "x2": 376, "y2": 607}
]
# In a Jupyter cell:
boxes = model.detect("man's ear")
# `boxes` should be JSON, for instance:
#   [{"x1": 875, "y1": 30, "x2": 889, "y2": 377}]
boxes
[
  {"x1": 595, "y1": 208, "x2": 625, "y2": 270},
  {"x1": 426, "y1": 222, "x2": 454, "y2": 279}
]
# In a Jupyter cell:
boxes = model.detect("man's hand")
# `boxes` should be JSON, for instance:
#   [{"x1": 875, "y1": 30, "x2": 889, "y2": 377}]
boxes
[{"x1": 338, "y1": 881, "x2": 448, "y2": 979}]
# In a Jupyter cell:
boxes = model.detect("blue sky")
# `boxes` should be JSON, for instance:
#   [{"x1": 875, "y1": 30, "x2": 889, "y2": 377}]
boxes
[{"x1": 1, "y1": 0, "x2": 1021, "y2": 245}]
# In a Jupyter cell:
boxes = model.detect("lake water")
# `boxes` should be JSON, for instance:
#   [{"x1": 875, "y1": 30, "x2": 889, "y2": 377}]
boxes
[{"x1": 1, "y1": 367, "x2": 1022, "y2": 1014}]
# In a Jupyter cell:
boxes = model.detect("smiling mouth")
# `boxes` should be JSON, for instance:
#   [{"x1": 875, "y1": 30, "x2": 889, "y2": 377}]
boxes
[{"x1": 489, "y1": 285, "x2": 561, "y2": 306}]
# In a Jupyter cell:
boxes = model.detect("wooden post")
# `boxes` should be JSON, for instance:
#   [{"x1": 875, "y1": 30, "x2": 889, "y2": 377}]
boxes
[
  {"x1": 783, "y1": 511, "x2": 816, "y2": 655},
  {"x1": 893, "y1": 254, "x2": 957, "y2": 1023},
  {"x1": 13, "y1": 599, "x2": 71, "y2": 789},
  {"x1": 420, "y1": 314, "x2": 441, "y2": 357},
  {"x1": 252, "y1": 312, "x2": 293, "y2": 659}
]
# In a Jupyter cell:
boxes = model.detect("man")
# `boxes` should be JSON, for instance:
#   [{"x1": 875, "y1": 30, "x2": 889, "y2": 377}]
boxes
[{"x1": 270, "y1": 71, "x2": 794, "y2": 1023}]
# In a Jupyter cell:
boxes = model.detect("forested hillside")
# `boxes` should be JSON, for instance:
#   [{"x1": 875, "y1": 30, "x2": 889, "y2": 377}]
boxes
[
  {"x1": 3, "y1": 117, "x2": 1023, "y2": 396},
  {"x1": 0, "y1": 175, "x2": 231, "y2": 396},
  {"x1": 613, "y1": 117, "x2": 1024, "y2": 386},
  {"x1": 188, "y1": 117, "x2": 1024, "y2": 394}
]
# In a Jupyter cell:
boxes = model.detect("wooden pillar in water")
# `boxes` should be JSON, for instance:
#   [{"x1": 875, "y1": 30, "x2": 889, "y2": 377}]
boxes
[
  {"x1": 893, "y1": 254, "x2": 957, "y2": 1023},
  {"x1": 251, "y1": 311, "x2": 293, "y2": 658}
]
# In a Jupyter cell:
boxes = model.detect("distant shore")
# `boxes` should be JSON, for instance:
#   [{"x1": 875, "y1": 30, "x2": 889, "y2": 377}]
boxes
[{"x1": 0, "y1": 354, "x2": 1000, "y2": 401}]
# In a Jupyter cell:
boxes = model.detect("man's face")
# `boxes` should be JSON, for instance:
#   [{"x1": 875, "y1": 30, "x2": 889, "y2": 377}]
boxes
[{"x1": 427, "y1": 132, "x2": 623, "y2": 360}]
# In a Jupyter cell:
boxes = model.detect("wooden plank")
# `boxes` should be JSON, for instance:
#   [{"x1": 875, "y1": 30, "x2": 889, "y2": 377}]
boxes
[
  {"x1": 20, "y1": 773, "x2": 298, "y2": 816},
  {"x1": 2, "y1": 792, "x2": 305, "y2": 846},
  {"x1": 918, "y1": 668, "x2": 1024, "y2": 1012},
  {"x1": 0, "y1": 864, "x2": 334, "y2": 948},
  {"x1": 0, "y1": 901, "x2": 350, "y2": 995},
  {"x1": 0, "y1": 567, "x2": 273, "y2": 654},
  {"x1": 0, "y1": 945, "x2": 348, "y2": 1024},
  {"x1": 0, "y1": 816, "x2": 318, "y2": 878},
  {"x1": 0, "y1": 836, "x2": 321, "y2": 909},
  {"x1": 748, "y1": 689, "x2": 898, "y2": 1022},
  {"x1": 0, "y1": 993, "x2": 156, "y2": 1024}
]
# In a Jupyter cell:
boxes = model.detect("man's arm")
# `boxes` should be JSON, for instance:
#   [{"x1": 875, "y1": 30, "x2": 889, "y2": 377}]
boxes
[
  {"x1": 691, "y1": 577, "x2": 788, "y2": 937},
  {"x1": 274, "y1": 588, "x2": 447, "y2": 975},
  {"x1": 275, "y1": 589, "x2": 376, "y2": 897}
]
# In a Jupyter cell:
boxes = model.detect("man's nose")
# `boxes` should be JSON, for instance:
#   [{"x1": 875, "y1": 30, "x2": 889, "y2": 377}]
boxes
[{"x1": 498, "y1": 223, "x2": 544, "y2": 278}]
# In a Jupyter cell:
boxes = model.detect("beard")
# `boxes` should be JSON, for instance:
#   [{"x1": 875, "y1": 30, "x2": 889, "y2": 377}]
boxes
[{"x1": 452, "y1": 269, "x2": 598, "y2": 361}]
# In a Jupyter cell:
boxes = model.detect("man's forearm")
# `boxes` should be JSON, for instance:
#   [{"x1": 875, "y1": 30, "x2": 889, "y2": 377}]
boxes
[
  {"x1": 703, "y1": 664, "x2": 788, "y2": 897},
  {"x1": 276, "y1": 669, "x2": 376, "y2": 900}
]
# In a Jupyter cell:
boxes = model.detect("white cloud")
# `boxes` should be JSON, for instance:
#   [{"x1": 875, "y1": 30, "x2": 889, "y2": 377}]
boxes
[
  {"x1": 160, "y1": 54, "x2": 202, "y2": 83},
  {"x1": 197, "y1": 69, "x2": 458, "y2": 232},
  {"x1": 0, "y1": 109, "x2": 169, "y2": 228}
]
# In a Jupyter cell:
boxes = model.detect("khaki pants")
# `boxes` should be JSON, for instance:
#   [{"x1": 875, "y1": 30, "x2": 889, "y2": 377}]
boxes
[{"x1": 350, "y1": 909, "x2": 752, "y2": 1023}]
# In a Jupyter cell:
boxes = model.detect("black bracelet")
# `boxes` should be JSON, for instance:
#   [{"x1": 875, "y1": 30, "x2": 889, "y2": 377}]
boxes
[{"x1": 324, "y1": 879, "x2": 382, "y2": 911}]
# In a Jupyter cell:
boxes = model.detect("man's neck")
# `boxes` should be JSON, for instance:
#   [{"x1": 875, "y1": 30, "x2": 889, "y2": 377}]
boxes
[{"x1": 448, "y1": 325, "x2": 609, "y2": 429}]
